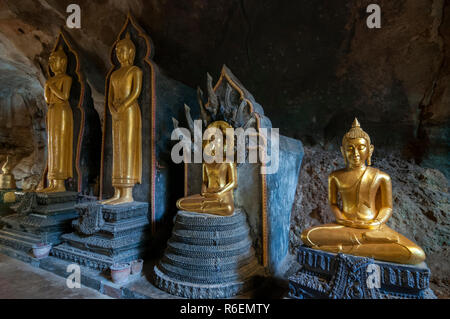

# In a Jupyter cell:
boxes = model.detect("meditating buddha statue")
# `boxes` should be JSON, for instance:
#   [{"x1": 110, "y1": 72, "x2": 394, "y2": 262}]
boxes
[
  {"x1": 101, "y1": 32, "x2": 143, "y2": 205},
  {"x1": 38, "y1": 45, "x2": 73, "y2": 193},
  {"x1": 301, "y1": 118, "x2": 426, "y2": 265},
  {"x1": 176, "y1": 121, "x2": 237, "y2": 216}
]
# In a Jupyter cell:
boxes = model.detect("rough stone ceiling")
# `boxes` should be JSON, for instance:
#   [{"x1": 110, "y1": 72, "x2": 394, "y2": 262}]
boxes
[{"x1": 0, "y1": 0, "x2": 448, "y2": 177}]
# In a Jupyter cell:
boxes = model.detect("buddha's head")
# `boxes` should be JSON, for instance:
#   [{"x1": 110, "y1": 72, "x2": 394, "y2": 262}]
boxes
[
  {"x1": 116, "y1": 32, "x2": 136, "y2": 66},
  {"x1": 341, "y1": 118, "x2": 374, "y2": 168},
  {"x1": 49, "y1": 45, "x2": 67, "y2": 75},
  {"x1": 203, "y1": 120, "x2": 233, "y2": 160}
]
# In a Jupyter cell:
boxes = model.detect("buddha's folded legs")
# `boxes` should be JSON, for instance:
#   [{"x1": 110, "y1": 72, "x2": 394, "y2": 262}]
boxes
[
  {"x1": 176, "y1": 193, "x2": 234, "y2": 216},
  {"x1": 302, "y1": 224, "x2": 426, "y2": 264},
  {"x1": 302, "y1": 224, "x2": 360, "y2": 246}
]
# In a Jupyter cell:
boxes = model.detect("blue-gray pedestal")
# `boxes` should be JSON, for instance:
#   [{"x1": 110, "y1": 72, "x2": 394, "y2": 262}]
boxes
[
  {"x1": 0, "y1": 192, "x2": 79, "y2": 252},
  {"x1": 53, "y1": 201, "x2": 149, "y2": 271},
  {"x1": 153, "y1": 209, "x2": 262, "y2": 298},
  {"x1": 288, "y1": 246, "x2": 436, "y2": 299}
]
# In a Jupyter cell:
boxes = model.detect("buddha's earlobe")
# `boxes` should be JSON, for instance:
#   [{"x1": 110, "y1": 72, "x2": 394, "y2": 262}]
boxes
[
  {"x1": 340, "y1": 146, "x2": 347, "y2": 165},
  {"x1": 368, "y1": 144, "x2": 374, "y2": 166}
]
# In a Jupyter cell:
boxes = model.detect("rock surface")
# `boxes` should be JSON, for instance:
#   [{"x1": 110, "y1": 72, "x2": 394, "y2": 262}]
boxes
[
  {"x1": 290, "y1": 145, "x2": 450, "y2": 298},
  {"x1": 0, "y1": 0, "x2": 449, "y2": 186}
]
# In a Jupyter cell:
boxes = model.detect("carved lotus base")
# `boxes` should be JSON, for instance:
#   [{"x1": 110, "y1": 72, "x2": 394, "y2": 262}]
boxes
[{"x1": 153, "y1": 209, "x2": 261, "y2": 298}]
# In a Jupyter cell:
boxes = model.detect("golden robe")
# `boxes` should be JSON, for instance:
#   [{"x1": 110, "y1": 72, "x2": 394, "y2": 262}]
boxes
[
  {"x1": 46, "y1": 92, "x2": 73, "y2": 180},
  {"x1": 110, "y1": 66, "x2": 142, "y2": 187}
]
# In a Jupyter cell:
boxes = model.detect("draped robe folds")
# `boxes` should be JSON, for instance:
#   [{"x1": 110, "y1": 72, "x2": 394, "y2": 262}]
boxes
[
  {"x1": 109, "y1": 66, "x2": 142, "y2": 187},
  {"x1": 46, "y1": 77, "x2": 73, "y2": 180}
]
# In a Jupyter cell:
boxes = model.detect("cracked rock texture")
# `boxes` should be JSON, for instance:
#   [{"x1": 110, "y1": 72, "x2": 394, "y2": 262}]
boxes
[{"x1": 290, "y1": 146, "x2": 450, "y2": 298}]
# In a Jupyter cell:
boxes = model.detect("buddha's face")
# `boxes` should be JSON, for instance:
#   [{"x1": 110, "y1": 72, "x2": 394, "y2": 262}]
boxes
[
  {"x1": 204, "y1": 130, "x2": 225, "y2": 158},
  {"x1": 116, "y1": 42, "x2": 134, "y2": 65},
  {"x1": 49, "y1": 53, "x2": 67, "y2": 74},
  {"x1": 341, "y1": 137, "x2": 373, "y2": 168}
]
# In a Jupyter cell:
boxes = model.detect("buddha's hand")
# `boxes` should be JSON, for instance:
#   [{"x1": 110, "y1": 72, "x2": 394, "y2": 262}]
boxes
[
  {"x1": 337, "y1": 218, "x2": 380, "y2": 229},
  {"x1": 113, "y1": 100, "x2": 123, "y2": 112},
  {"x1": 336, "y1": 217, "x2": 352, "y2": 227},
  {"x1": 353, "y1": 218, "x2": 383, "y2": 229},
  {"x1": 203, "y1": 192, "x2": 219, "y2": 198}
]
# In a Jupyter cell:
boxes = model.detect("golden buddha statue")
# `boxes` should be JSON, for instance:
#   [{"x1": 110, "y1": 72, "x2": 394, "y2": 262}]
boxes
[
  {"x1": 101, "y1": 33, "x2": 143, "y2": 205},
  {"x1": 0, "y1": 155, "x2": 16, "y2": 190},
  {"x1": 301, "y1": 118, "x2": 426, "y2": 265},
  {"x1": 38, "y1": 45, "x2": 73, "y2": 193},
  {"x1": 176, "y1": 121, "x2": 237, "y2": 216}
]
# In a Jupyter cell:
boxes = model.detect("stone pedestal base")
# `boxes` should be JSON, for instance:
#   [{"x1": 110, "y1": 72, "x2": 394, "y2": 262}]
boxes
[
  {"x1": 153, "y1": 209, "x2": 261, "y2": 298},
  {"x1": 288, "y1": 246, "x2": 436, "y2": 299},
  {"x1": 0, "y1": 189, "x2": 18, "y2": 227},
  {"x1": 0, "y1": 191, "x2": 79, "y2": 252},
  {"x1": 53, "y1": 201, "x2": 149, "y2": 271}
]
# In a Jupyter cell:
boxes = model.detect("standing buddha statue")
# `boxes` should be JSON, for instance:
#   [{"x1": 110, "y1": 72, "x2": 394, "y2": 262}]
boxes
[
  {"x1": 101, "y1": 32, "x2": 143, "y2": 205},
  {"x1": 38, "y1": 45, "x2": 73, "y2": 193},
  {"x1": 176, "y1": 121, "x2": 237, "y2": 216},
  {"x1": 301, "y1": 118, "x2": 426, "y2": 265}
]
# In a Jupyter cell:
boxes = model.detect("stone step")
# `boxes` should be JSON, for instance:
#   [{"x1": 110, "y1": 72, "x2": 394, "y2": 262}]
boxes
[
  {"x1": 76, "y1": 201, "x2": 149, "y2": 222},
  {"x1": 61, "y1": 231, "x2": 148, "y2": 251},
  {"x1": 52, "y1": 243, "x2": 142, "y2": 271},
  {"x1": 2, "y1": 211, "x2": 78, "y2": 229},
  {"x1": 72, "y1": 216, "x2": 149, "y2": 237},
  {"x1": 0, "y1": 231, "x2": 36, "y2": 251}
]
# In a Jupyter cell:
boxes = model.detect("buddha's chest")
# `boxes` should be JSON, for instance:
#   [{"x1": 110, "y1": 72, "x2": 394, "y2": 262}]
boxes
[
  {"x1": 47, "y1": 77, "x2": 64, "y2": 96},
  {"x1": 111, "y1": 70, "x2": 133, "y2": 94},
  {"x1": 205, "y1": 164, "x2": 228, "y2": 187}
]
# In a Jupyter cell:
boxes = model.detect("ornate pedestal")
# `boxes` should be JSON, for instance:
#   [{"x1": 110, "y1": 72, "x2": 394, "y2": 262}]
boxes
[
  {"x1": 153, "y1": 209, "x2": 261, "y2": 298},
  {"x1": 53, "y1": 202, "x2": 149, "y2": 271},
  {"x1": 0, "y1": 189, "x2": 18, "y2": 224},
  {"x1": 288, "y1": 246, "x2": 436, "y2": 299},
  {"x1": 0, "y1": 191, "x2": 79, "y2": 252}
]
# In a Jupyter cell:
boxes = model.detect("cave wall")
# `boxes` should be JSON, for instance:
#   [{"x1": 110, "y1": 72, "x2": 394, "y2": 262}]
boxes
[
  {"x1": 0, "y1": 0, "x2": 448, "y2": 297},
  {"x1": 0, "y1": 0, "x2": 448, "y2": 186}
]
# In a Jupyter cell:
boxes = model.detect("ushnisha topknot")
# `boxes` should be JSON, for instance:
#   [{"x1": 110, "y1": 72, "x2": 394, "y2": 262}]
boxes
[
  {"x1": 51, "y1": 44, "x2": 67, "y2": 59},
  {"x1": 342, "y1": 117, "x2": 371, "y2": 146}
]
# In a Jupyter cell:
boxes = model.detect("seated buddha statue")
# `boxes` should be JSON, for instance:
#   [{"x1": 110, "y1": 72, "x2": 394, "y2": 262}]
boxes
[
  {"x1": 176, "y1": 121, "x2": 237, "y2": 216},
  {"x1": 301, "y1": 118, "x2": 425, "y2": 265}
]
